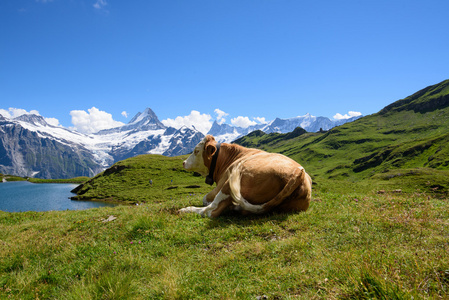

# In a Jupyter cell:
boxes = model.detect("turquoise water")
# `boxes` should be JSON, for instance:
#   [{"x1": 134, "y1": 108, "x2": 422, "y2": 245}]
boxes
[{"x1": 0, "y1": 181, "x2": 116, "y2": 212}]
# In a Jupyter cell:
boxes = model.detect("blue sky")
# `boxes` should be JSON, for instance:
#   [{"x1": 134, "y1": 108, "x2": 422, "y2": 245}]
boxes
[{"x1": 1, "y1": 0, "x2": 448, "y2": 134}]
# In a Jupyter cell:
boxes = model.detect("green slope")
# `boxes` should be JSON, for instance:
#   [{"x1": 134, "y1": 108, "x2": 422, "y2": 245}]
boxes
[
  {"x1": 234, "y1": 79, "x2": 449, "y2": 194},
  {"x1": 71, "y1": 154, "x2": 211, "y2": 204}
]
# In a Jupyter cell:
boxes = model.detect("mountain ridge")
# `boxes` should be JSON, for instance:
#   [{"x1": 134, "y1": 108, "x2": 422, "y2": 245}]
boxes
[
  {"x1": 0, "y1": 116, "x2": 103, "y2": 178},
  {"x1": 380, "y1": 79, "x2": 449, "y2": 114},
  {"x1": 97, "y1": 107, "x2": 166, "y2": 135},
  {"x1": 207, "y1": 113, "x2": 360, "y2": 143}
]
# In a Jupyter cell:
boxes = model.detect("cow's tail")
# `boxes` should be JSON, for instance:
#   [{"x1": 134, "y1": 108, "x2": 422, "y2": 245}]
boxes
[{"x1": 228, "y1": 163, "x2": 305, "y2": 214}]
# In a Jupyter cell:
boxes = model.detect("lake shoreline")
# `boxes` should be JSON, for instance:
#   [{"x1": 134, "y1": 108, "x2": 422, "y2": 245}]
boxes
[
  {"x1": 0, "y1": 175, "x2": 89, "y2": 184},
  {"x1": 0, "y1": 181, "x2": 117, "y2": 213},
  {"x1": 69, "y1": 195, "x2": 129, "y2": 206}
]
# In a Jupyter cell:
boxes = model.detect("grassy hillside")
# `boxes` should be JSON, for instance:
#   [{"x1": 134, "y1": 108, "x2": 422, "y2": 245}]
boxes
[
  {"x1": 235, "y1": 79, "x2": 449, "y2": 195},
  {"x1": 71, "y1": 154, "x2": 212, "y2": 204}
]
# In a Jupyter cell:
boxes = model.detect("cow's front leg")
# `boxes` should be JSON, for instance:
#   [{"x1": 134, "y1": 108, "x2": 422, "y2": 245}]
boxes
[
  {"x1": 179, "y1": 185, "x2": 233, "y2": 218},
  {"x1": 202, "y1": 176, "x2": 228, "y2": 206},
  {"x1": 202, "y1": 193, "x2": 213, "y2": 206}
]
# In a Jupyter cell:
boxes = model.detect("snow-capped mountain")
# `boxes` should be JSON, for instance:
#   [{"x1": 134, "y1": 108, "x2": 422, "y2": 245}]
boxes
[
  {"x1": 93, "y1": 108, "x2": 204, "y2": 162},
  {"x1": 208, "y1": 113, "x2": 361, "y2": 143},
  {"x1": 262, "y1": 113, "x2": 361, "y2": 133},
  {"x1": 207, "y1": 121, "x2": 252, "y2": 143},
  {"x1": 0, "y1": 108, "x2": 360, "y2": 179},
  {"x1": 0, "y1": 108, "x2": 204, "y2": 178},
  {"x1": 0, "y1": 114, "x2": 104, "y2": 179},
  {"x1": 97, "y1": 107, "x2": 165, "y2": 134}
]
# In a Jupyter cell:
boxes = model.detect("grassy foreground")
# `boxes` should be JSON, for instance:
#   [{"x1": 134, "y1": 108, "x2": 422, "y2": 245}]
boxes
[{"x1": 1, "y1": 179, "x2": 448, "y2": 299}]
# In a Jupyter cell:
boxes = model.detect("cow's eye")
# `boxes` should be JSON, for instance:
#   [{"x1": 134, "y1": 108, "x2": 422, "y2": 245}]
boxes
[{"x1": 194, "y1": 149, "x2": 199, "y2": 155}]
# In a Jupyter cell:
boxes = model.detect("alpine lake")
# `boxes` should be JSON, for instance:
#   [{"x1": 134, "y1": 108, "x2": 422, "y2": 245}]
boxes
[{"x1": 0, "y1": 181, "x2": 116, "y2": 212}]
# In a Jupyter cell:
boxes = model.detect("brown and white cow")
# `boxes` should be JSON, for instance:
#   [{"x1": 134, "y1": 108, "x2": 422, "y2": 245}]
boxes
[{"x1": 179, "y1": 135, "x2": 312, "y2": 218}]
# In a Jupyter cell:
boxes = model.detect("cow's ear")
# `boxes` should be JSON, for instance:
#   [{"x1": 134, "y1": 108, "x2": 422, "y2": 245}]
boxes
[{"x1": 205, "y1": 144, "x2": 216, "y2": 159}]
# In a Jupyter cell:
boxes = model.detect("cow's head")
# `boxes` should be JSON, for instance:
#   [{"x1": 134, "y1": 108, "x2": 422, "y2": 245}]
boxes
[{"x1": 183, "y1": 135, "x2": 218, "y2": 176}]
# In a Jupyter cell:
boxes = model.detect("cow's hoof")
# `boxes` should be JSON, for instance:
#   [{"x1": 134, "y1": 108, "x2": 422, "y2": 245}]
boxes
[
  {"x1": 178, "y1": 207, "x2": 189, "y2": 213},
  {"x1": 178, "y1": 206, "x2": 196, "y2": 213}
]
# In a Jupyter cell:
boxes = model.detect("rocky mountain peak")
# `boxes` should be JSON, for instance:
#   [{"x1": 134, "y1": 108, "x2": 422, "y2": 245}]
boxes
[
  {"x1": 14, "y1": 114, "x2": 48, "y2": 127},
  {"x1": 126, "y1": 107, "x2": 165, "y2": 130},
  {"x1": 208, "y1": 121, "x2": 236, "y2": 136},
  {"x1": 129, "y1": 108, "x2": 162, "y2": 124},
  {"x1": 96, "y1": 107, "x2": 165, "y2": 135}
]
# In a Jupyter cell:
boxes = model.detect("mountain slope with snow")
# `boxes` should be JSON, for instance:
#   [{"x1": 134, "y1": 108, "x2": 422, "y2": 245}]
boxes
[
  {"x1": 0, "y1": 115, "x2": 103, "y2": 178},
  {"x1": 208, "y1": 113, "x2": 361, "y2": 143},
  {"x1": 0, "y1": 107, "x2": 359, "y2": 178}
]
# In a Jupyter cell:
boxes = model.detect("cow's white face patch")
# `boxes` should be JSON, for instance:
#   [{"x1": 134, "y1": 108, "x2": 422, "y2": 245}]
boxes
[{"x1": 183, "y1": 139, "x2": 209, "y2": 176}]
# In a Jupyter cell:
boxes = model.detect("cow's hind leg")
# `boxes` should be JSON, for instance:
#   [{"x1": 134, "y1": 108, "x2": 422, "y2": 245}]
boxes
[{"x1": 179, "y1": 184, "x2": 233, "y2": 218}]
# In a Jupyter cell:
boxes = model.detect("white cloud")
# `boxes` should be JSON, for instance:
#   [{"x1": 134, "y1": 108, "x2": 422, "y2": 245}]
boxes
[
  {"x1": 214, "y1": 108, "x2": 229, "y2": 125},
  {"x1": 70, "y1": 107, "x2": 124, "y2": 134},
  {"x1": 333, "y1": 111, "x2": 362, "y2": 120},
  {"x1": 231, "y1": 116, "x2": 258, "y2": 128},
  {"x1": 162, "y1": 110, "x2": 212, "y2": 135},
  {"x1": 254, "y1": 117, "x2": 268, "y2": 124},
  {"x1": 121, "y1": 111, "x2": 128, "y2": 118},
  {"x1": 1, "y1": 107, "x2": 62, "y2": 127},
  {"x1": 45, "y1": 117, "x2": 61, "y2": 127},
  {"x1": 93, "y1": 0, "x2": 107, "y2": 9}
]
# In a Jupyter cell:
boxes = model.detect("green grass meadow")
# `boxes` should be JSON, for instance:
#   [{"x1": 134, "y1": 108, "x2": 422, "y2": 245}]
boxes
[{"x1": 1, "y1": 174, "x2": 448, "y2": 299}]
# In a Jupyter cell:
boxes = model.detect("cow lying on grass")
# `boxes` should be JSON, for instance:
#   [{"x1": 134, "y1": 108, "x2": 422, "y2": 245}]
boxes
[{"x1": 179, "y1": 135, "x2": 312, "y2": 218}]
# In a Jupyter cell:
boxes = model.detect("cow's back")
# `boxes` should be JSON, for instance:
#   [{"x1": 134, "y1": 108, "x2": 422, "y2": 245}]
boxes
[{"x1": 228, "y1": 151, "x2": 312, "y2": 212}]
